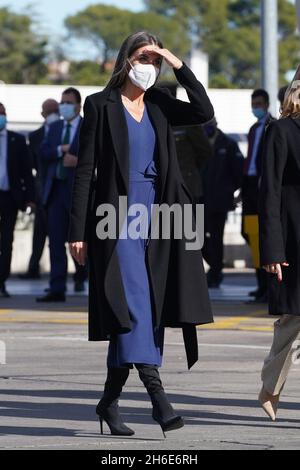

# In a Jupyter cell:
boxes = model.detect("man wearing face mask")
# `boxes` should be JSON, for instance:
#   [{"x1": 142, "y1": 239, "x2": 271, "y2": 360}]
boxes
[
  {"x1": 19, "y1": 99, "x2": 60, "y2": 280},
  {"x1": 37, "y1": 88, "x2": 87, "y2": 302},
  {"x1": 0, "y1": 103, "x2": 35, "y2": 297},
  {"x1": 242, "y1": 89, "x2": 275, "y2": 303},
  {"x1": 202, "y1": 118, "x2": 244, "y2": 288}
]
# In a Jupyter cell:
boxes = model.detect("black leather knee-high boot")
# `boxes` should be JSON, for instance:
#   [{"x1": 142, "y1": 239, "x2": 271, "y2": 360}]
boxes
[
  {"x1": 135, "y1": 364, "x2": 184, "y2": 437},
  {"x1": 96, "y1": 367, "x2": 134, "y2": 436}
]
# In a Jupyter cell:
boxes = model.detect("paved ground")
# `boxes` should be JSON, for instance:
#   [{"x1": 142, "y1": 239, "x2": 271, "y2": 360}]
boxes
[{"x1": 1, "y1": 271, "x2": 300, "y2": 450}]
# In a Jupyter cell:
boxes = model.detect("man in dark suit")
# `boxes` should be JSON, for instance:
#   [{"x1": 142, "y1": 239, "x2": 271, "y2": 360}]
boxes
[
  {"x1": 37, "y1": 88, "x2": 87, "y2": 302},
  {"x1": 242, "y1": 89, "x2": 275, "y2": 302},
  {"x1": 0, "y1": 103, "x2": 35, "y2": 297},
  {"x1": 19, "y1": 99, "x2": 60, "y2": 279},
  {"x1": 202, "y1": 119, "x2": 244, "y2": 287}
]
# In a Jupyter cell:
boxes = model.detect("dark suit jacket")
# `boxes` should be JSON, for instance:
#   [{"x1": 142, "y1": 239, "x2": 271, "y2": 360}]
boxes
[
  {"x1": 245, "y1": 114, "x2": 276, "y2": 180},
  {"x1": 4, "y1": 131, "x2": 35, "y2": 210},
  {"x1": 28, "y1": 125, "x2": 46, "y2": 200},
  {"x1": 242, "y1": 114, "x2": 276, "y2": 215},
  {"x1": 254, "y1": 114, "x2": 276, "y2": 178},
  {"x1": 40, "y1": 117, "x2": 82, "y2": 207},
  {"x1": 203, "y1": 130, "x2": 244, "y2": 212},
  {"x1": 68, "y1": 63, "x2": 215, "y2": 369}
]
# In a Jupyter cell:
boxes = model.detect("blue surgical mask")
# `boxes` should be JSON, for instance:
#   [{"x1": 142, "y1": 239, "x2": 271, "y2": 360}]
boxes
[
  {"x1": 0, "y1": 115, "x2": 7, "y2": 130},
  {"x1": 252, "y1": 107, "x2": 267, "y2": 120},
  {"x1": 59, "y1": 103, "x2": 76, "y2": 121}
]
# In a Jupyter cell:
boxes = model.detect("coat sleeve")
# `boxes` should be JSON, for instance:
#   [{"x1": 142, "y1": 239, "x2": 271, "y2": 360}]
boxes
[
  {"x1": 68, "y1": 96, "x2": 98, "y2": 242},
  {"x1": 155, "y1": 63, "x2": 214, "y2": 126},
  {"x1": 259, "y1": 121, "x2": 288, "y2": 266}
]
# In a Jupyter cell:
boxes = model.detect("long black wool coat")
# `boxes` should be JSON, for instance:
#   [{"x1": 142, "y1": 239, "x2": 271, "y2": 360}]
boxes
[
  {"x1": 68, "y1": 63, "x2": 215, "y2": 368},
  {"x1": 259, "y1": 117, "x2": 300, "y2": 316}
]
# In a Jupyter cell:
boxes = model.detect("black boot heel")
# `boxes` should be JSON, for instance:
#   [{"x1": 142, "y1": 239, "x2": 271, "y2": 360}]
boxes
[
  {"x1": 136, "y1": 365, "x2": 184, "y2": 437},
  {"x1": 96, "y1": 407, "x2": 135, "y2": 436},
  {"x1": 153, "y1": 412, "x2": 184, "y2": 437},
  {"x1": 97, "y1": 367, "x2": 135, "y2": 436}
]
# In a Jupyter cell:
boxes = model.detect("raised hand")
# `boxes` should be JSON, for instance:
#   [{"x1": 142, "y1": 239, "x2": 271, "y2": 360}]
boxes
[{"x1": 142, "y1": 45, "x2": 183, "y2": 70}]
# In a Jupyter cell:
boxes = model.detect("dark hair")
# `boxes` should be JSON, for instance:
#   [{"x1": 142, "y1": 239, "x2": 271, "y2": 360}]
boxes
[
  {"x1": 251, "y1": 89, "x2": 269, "y2": 105},
  {"x1": 62, "y1": 87, "x2": 81, "y2": 104},
  {"x1": 105, "y1": 31, "x2": 163, "y2": 89},
  {"x1": 278, "y1": 85, "x2": 288, "y2": 106}
]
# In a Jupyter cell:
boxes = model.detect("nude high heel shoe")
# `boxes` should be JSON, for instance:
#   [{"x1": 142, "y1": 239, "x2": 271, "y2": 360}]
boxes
[{"x1": 258, "y1": 387, "x2": 280, "y2": 421}]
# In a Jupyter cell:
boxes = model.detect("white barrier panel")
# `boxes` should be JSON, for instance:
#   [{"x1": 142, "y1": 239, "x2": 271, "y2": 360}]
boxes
[
  {"x1": 0, "y1": 340, "x2": 6, "y2": 365},
  {"x1": 0, "y1": 83, "x2": 264, "y2": 135}
]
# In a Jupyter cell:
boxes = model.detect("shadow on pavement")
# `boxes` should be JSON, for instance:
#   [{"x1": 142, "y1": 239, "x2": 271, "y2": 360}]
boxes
[{"x1": 0, "y1": 389, "x2": 300, "y2": 438}]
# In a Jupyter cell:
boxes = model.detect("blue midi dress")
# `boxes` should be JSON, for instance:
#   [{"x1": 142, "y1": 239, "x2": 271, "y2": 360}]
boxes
[{"x1": 107, "y1": 104, "x2": 164, "y2": 368}]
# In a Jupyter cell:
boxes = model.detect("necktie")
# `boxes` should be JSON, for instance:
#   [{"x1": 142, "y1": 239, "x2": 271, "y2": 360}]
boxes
[
  {"x1": 56, "y1": 123, "x2": 71, "y2": 180},
  {"x1": 244, "y1": 122, "x2": 261, "y2": 175}
]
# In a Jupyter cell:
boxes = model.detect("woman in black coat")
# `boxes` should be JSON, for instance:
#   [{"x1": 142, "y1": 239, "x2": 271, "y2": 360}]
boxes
[
  {"x1": 68, "y1": 31, "x2": 214, "y2": 437},
  {"x1": 258, "y1": 70, "x2": 300, "y2": 421}
]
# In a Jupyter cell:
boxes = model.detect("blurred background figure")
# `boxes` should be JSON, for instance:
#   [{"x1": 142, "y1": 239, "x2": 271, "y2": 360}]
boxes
[
  {"x1": 19, "y1": 99, "x2": 60, "y2": 280},
  {"x1": 173, "y1": 124, "x2": 212, "y2": 205},
  {"x1": 241, "y1": 89, "x2": 275, "y2": 303},
  {"x1": 202, "y1": 118, "x2": 244, "y2": 288},
  {"x1": 37, "y1": 88, "x2": 87, "y2": 302},
  {"x1": 0, "y1": 103, "x2": 35, "y2": 297},
  {"x1": 161, "y1": 82, "x2": 212, "y2": 204}
]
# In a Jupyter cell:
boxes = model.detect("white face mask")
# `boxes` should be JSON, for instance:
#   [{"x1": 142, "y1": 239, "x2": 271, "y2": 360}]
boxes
[{"x1": 128, "y1": 61, "x2": 160, "y2": 91}]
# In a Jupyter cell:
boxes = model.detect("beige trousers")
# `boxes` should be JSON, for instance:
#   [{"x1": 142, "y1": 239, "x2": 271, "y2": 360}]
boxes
[{"x1": 261, "y1": 314, "x2": 300, "y2": 395}]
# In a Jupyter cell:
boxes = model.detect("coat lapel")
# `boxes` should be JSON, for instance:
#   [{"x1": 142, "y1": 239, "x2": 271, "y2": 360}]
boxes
[
  {"x1": 106, "y1": 87, "x2": 169, "y2": 200},
  {"x1": 106, "y1": 88, "x2": 129, "y2": 195},
  {"x1": 70, "y1": 116, "x2": 82, "y2": 155}
]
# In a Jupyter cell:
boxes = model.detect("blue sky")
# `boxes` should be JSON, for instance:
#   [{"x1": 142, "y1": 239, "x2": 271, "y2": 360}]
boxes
[
  {"x1": 0, "y1": 0, "x2": 145, "y2": 59},
  {"x1": 2, "y1": 0, "x2": 145, "y2": 31}
]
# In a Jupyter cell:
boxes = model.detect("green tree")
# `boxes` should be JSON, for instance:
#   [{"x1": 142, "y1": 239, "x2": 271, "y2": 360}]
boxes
[
  {"x1": 68, "y1": 60, "x2": 110, "y2": 86},
  {"x1": 65, "y1": 4, "x2": 190, "y2": 80},
  {"x1": 65, "y1": 5, "x2": 134, "y2": 72},
  {"x1": 0, "y1": 7, "x2": 48, "y2": 84},
  {"x1": 144, "y1": 0, "x2": 300, "y2": 88}
]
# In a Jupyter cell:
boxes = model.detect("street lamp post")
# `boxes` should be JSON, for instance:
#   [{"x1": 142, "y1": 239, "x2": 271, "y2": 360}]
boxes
[
  {"x1": 261, "y1": 0, "x2": 279, "y2": 117},
  {"x1": 296, "y1": 0, "x2": 300, "y2": 32}
]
